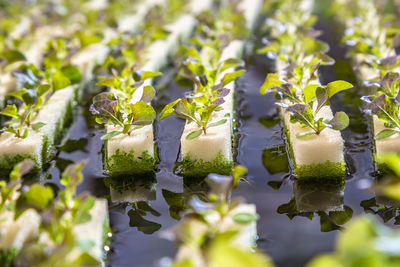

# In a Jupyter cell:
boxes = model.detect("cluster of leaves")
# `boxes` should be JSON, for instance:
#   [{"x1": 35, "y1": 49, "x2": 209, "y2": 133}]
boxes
[
  {"x1": 103, "y1": 5, "x2": 171, "y2": 73},
  {"x1": 0, "y1": 160, "x2": 105, "y2": 267},
  {"x1": 0, "y1": 59, "x2": 81, "y2": 139},
  {"x1": 337, "y1": 0, "x2": 400, "y2": 77},
  {"x1": 307, "y1": 216, "x2": 400, "y2": 267},
  {"x1": 361, "y1": 72, "x2": 400, "y2": 139},
  {"x1": 90, "y1": 67, "x2": 160, "y2": 140},
  {"x1": 160, "y1": 46, "x2": 245, "y2": 139},
  {"x1": 261, "y1": 73, "x2": 352, "y2": 138},
  {"x1": 162, "y1": 166, "x2": 274, "y2": 267},
  {"x1": 258, "y1": 0, "x2": 353, "y2": 138}
]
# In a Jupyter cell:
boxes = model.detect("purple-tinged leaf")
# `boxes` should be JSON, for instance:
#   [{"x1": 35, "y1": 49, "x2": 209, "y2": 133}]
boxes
[
  {"x1": 316, "y1": 87, "x2": 329, "y2": 114},
  {"x1": 326, "y1": 111, "x2": 349, "y2": 131}
]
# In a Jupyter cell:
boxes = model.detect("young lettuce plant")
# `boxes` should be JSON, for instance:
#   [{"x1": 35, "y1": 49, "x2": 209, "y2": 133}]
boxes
[
  {"x1": 361, "y1": 72, "x2": 400, "y2": 140},
  {"x1": 90, "y1": 67, "x2": 160, "y2": 140},
  {"x1": 261, "y1": 72, "x2": 353, "y2": 138},
  {"x1": 160, "y1": 46, "x2": 245, "y2": 140},
  {"x1": 0, "y1": 62, "x2": 81, "y2": 139}
]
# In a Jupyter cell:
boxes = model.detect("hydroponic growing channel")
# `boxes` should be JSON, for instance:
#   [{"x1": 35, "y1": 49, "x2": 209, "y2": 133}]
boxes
[{"x1": 1, "y1": 0, "x2": 400, "y2": 266}]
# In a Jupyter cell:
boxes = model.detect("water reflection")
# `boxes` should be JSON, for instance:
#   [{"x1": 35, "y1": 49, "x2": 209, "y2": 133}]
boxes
[
  {"x1": 162, "y1": 176, "x2": 209, "y2": 220},
  {"x1": 106, "y1": 174, "x2": 162, "y2": 234},
  {"x1": 361, "y1": 177, "x2": 400, "y2": 225},
  {"x1": 277, "y1": 178, "x2": 354, "y2": 232}
]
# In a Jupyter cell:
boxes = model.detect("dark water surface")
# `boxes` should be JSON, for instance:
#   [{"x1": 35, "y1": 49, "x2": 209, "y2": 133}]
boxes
[{"x1": 37, "y1": 9, "x2": 400, "y2": 267}]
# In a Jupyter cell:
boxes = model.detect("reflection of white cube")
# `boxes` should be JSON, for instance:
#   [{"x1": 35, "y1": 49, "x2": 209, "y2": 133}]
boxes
[{"x1": 293, "y1": 181, "x2": 344, "y2": 212}]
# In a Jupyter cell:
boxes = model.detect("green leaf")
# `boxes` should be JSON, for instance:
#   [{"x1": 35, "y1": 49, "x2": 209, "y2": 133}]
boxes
[
  {"x1": 37, "y1": 84, "x2": 51, "y2": 96},
  {"x1": 232, "y1": 165, "x2": 247, "y2": 188},
  {"x1": 0, "y1": 104, "x2": 19, "y2": 119},
  {"x1": 101, "y1": 131, "x2": 122, "y2": 140},
  {"x1": 378, "y1": 153, "x2": 400, "y2": 176},
  {"x1": 136, "y1": 70, "x2": 162, "y2": 81},
  {"x1": 140, "y1": 85, "x2": 156, "y2": 103},
  {"x1": 96, "y1": 77, "x2": 116, "y2": 88},
  {"x1": 296, "y1": 132, "x2": 315, "y2": 138},
  {"x1": 315, "y1": 87, "x2": 329, "y2": 113},
  {"x1": 207, "y1": 119, "x2": 227, "y2": 128},
  {"x1": 175, "y1": 98, "x2": 196, "y2": 121},
  {"x1": 74, "y1": 197, "x2": 95, "y2": 224},
  {"x1": 186, "y1": 129, "x2": 202, "y2": 140},
  {"x1": 32, "y1": 122, "x2": 46, "y2": 131},
  {"x1": 9, "y1": 159, "x2": 35, "y2": 181},
  {"x1": 52, "y1": 70, "x2": 71, "y2": 90},
  {"x1": 159, "y1": 99, "x2": 181, "y2": 120},
  {"x1": 326, "y1": 80, "x2": 353, "y2": 98},
  {"x1": 131, "y1": 101, "x2": 156, "y2": 125},
  {"x1": 328, "y1": 112, "x2": 349, "y2": 131},
  {"x1": 260, "y1": 73, "x2": 283, "y2": 94},
  {"x1": 1, "y1": 50, "x2": 26, "y2": 64},
  {"x1": 221, "y1": 69, "x2": 245, "y2": 86},
  {"x1": 61, "y1": 65, "x2": 82, "y2": 84},
  {"x1": 219, "y1": 58, "x2": 244, "y2": 72},
  {"x1": 375, "y1": 129, "x2": 397, "y2": 140},
  {"x1": 303, "y1": 84, "x2": 320, "y2": 103},
  {"x1": 17, "y1": 184, "x2": 54, "y2": 211},
  {"x1": 232, "y1": 213, "x2": 259, "y2": 224}
]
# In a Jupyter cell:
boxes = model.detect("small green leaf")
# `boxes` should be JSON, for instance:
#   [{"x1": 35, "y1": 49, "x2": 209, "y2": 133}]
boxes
[
  {"x1": 375, "y1": 129, "x2": 397, "y2": 140},
  {"x1": 52, "y1": 71, "x2": 71, "y2": 90},
  {"x1": 328, "y1": 112, "x2": 349, "y2": 131},
  {"x1": 136, "y1": 70, "x2": 162, "y2": 81},
  {"x1": 260, "y1": 73, "x2": 283, "y2": 94},
  {"x1": 96, "y1": 77, "x2": 116, "y2": 88},
  {"x1": 131, "y1": 101, "x2": 156, "y2": 125},
  {"x1": 208, "y1": 119, "x2": 227, "y2": 128},
  {"x1": 327, "y1": 80, "x2": 353, "y2": 98},
  {"x1": 315, "y1": 87, "x2": 329, "y2": 113},
  {"x1": 0, "y1": 105, "x2": 19, "y2": 119},
  {"x1": 159, "y1": 99, "x2": 181, "y2": 120},
  {"x1": 37, "y1": 84, "x2": 51, "y2": 96},
  {"x1": 232, "y1": 165, "x2": 247, "y2": 188},
  {"x1": 32, "y1": 122, "x2": 46, "y2": 131},
  {"x1": 186, "y1": 129, "x2": 202, "y2": 140},
  {"x1": 232, "y1": 213, "x2": 259, "y2": 224},
  {"x1": 303, "y1": 84, "x2": 320, "y2": 103},
  {"x1": 219, "y1": 58, "x2": 244, "y2": 72},
  {"x1": 17, "y1": 184, "x2": 54, "y2": 211},
  {"x1": 140, "y1": 85, "x2": 156, "y2": 103},
  {"x1": 1, "y1": 50, "x2": 26, "y2": 64},
  {"x1": 101, "y1": 131, "x2": 122, "y2": 140},
  {"x1": 221, "y1": 69, "x2": 245, "y2": 86},
  {"x1": 61, "y1": 65, "x2": 82, "y2": 84},
  {"x1": 296, "y1": 132, "x2": 315, "y2": 138}
]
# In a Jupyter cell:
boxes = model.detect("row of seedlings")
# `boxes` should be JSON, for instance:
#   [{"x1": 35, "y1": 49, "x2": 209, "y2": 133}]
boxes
[
  {"x1": 160, "y1": 167, "x2": 274, "y2": 267},
  {"x1": 0, "y1": 0, "x2": 146, "y2": 173},
  {"x1": 334, "y1": 0, "x2": 400, "y2": 171},
  {"x1": 160, "y1": 0, "x2": 263, "y2": 178},
  {"x1": 91, "y1": 0, "x2": 214, "y2": 177},
  {"x1": 0, "y1": 160, "x2": 110, "y2": 266},
  {"x1": 258, "y1": 0, "x2": 354, "y2": 179}
]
